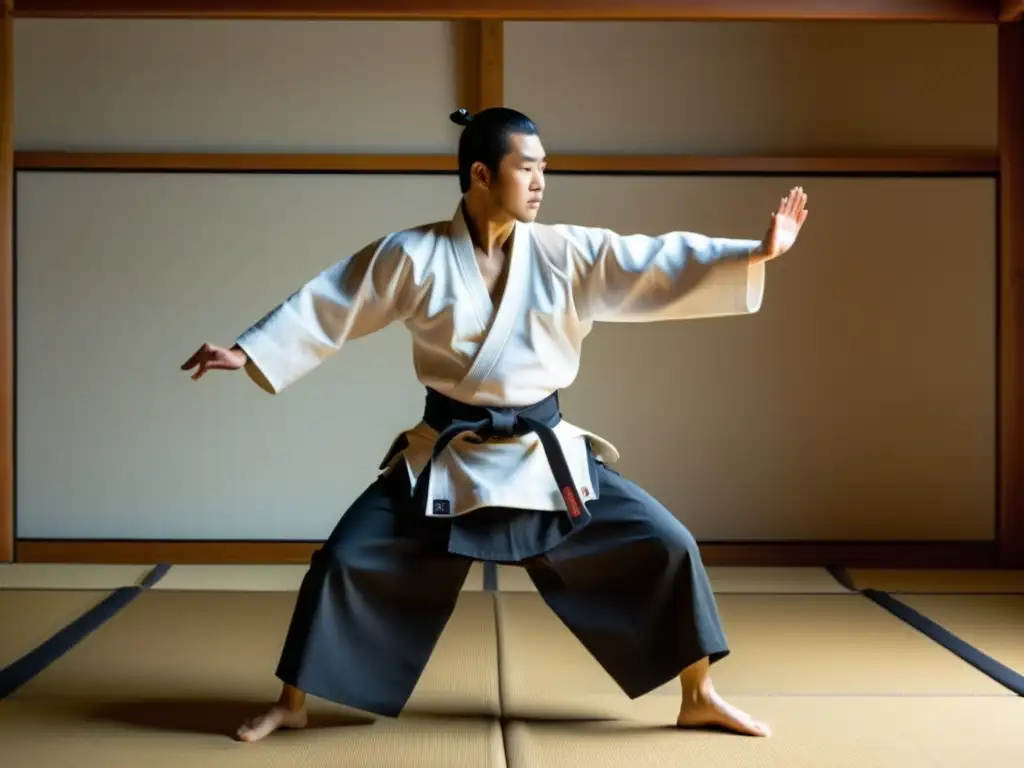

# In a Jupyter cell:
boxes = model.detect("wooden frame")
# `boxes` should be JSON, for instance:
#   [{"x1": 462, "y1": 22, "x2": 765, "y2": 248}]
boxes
[
  {"x1": 13, "y1": 151, "x2": 1000, "y2": 176},
  {"x1": 999, "y1": 19, "x2": 1024, "y2": 566},
  {"x1": 0, "y1": 0, "x2": 11, "y2": 564},
  {"x1": 3, "y1": 4, "x2": 1022, "y2": 568},
  {"x1": 10, "y1": 0, "x2": 1002, "y2": 22},
  {"x1": 14, "y1": 539, "x2": 997, "y2": 567}
]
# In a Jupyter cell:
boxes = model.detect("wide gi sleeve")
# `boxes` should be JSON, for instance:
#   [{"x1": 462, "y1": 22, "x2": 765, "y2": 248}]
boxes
[
  {"x1": 234, "y1": 235, "x2": 410, "y2": 394},
  {"x1": 556, "y1": 224, "x2": 766, "y2": 323}
]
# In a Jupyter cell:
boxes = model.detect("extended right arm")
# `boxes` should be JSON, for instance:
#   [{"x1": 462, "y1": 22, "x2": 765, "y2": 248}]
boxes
[{"x1": 182, "y1": 234, "x2": 411, "y2": 394}]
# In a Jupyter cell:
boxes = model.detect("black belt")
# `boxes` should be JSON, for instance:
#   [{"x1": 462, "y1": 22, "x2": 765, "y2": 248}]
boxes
[{"x1": 381, "y1": 388, "x2": 587, "y2": 526}]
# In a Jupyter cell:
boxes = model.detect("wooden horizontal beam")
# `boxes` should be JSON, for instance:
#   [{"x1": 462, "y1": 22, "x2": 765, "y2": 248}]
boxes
[
  {"x1": 14, "y1": 152, "x2": 457, "y2": 173},
  {"x1": 17, "y1": 540, "x2": 322, "y2": 564},
  {"x1": 1002, "y1": 0, "x2": 1024, "y2": 21},
  {"x1": 543, "y1": 153, "x2": 999, "y2": 175},
  {"x1": 11, "y1": 0, "x2": 999, "y2": 22},
  {"x1": 14, "y1": 539, "x2": 997, "y2": 568},
  {"x1": 13, "y1": 151, "x2": 1000, "y2": 176}
]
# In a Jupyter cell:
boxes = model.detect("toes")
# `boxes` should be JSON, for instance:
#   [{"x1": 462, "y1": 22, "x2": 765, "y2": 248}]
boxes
[
  {"x1": 677, "y1": 708, "x2": 772, "y2": 738},
  {"x1": 236, "y1": 725, "x2": 260, "y2": 742},
  {"x1": 747, "y1": 719, "x2": 771, "y2": 738},
  {"x1": 236, "y1": 715, "x2": 275, "y2": 742},
  {"x1": 235, "y1": 707, "x2": 308, "y2": 742},
  {"x1": 728, "y1": 714, "x2": 770, "y2": 738}
]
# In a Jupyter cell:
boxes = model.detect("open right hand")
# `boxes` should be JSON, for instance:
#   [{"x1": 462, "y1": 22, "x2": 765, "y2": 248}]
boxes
[{"x1": 181, "y1": 343, "x2": 248, "y2": 381}]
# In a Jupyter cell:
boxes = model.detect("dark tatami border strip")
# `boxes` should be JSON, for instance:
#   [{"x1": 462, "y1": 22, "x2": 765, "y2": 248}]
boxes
[
  {"x1": 0, "y1": 563, "x2": 171, "y2": 699},
  {"x1": 861, "y1": 588, "x2": 1024, "y2": 697}
]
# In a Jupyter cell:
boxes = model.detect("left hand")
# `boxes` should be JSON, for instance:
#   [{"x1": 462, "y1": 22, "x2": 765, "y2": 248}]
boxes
[{"x1": 755, "y1": 186, "x2": 808, "y2": 261}]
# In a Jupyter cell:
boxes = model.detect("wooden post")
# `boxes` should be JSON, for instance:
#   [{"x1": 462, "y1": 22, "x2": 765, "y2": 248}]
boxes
[
  {"x1": 477, "y1": 20, "x2": 503, "y2": 110},
  {"x1": 456, "y1": 19, "x2": 503, "y2": 113},
  {"x1": 0, "y1": 0, "x2": 13, "y2": 563},
  {"x1": 998, "y1": 19, "x2": 1024, "y2": 567}
]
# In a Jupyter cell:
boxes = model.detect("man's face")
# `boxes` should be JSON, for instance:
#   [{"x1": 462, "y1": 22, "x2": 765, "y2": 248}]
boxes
[{"x1": 484, "y1": 132, "x2": 547, "y2": 223}]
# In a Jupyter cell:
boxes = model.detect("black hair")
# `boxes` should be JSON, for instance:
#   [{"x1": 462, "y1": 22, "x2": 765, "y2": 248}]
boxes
[{"x1": 449, "y1": 107, "x2": 539, "y2": 194}]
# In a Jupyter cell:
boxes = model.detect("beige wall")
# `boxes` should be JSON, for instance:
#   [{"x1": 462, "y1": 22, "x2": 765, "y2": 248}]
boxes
[
  {"x1": 12, "y1": 19, "x2": 998, "y2": 542},
  {"x1": 504, "y1": 21, "x2": 996, "y2": 155}
]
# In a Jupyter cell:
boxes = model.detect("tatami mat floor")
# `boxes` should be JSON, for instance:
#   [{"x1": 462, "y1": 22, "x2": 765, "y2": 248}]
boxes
[{"x1": 2, "y1": 564, "x2": 1023, "y2": 767}]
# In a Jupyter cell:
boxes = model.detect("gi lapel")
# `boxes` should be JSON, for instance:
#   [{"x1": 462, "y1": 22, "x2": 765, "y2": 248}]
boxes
[
  {"x1": 450, "y1": 204, "x2": 494, "y2": 335},
  {"x1": 450, "y1": 204, "x2": 531, "y2": 396}
]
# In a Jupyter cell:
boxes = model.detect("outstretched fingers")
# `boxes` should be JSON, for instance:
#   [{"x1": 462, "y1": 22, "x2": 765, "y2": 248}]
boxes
[
  {"x1": 779, "y1": 187, "x2": 806, "y2": 217},
  {"x1": 180, "y1": 347, "x2": 204, "y2": 371},
  {"x1": 181, "y1": 343, "x2": 226, "y2": 380}
]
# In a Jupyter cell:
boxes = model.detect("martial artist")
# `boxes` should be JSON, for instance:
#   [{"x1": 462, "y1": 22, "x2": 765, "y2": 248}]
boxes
[{"x1": 182, "y1": 106, "x2": 809, "y2": 742}]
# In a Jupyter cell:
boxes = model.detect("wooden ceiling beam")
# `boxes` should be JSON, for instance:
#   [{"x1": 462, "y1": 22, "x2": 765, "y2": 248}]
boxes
[{"x1": 10, "y1": 0, "x2": 999, "y2": 22}]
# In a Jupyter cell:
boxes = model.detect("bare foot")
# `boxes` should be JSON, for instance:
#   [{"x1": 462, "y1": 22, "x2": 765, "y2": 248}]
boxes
[
  {"x1": 236, "y1": 703, "x2": 309, "y2": 742},
  {"x1": 677, "y1": 687, "x2": 770, "y2": 737}
]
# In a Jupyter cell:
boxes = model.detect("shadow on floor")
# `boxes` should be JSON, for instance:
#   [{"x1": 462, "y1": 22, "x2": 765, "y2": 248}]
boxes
[
  {"x1": 38, "y1": 696, "x2": 662, "y2": 738},
  {"x1": 81, "y1": 697, "x2": 376, "y2": 736}
]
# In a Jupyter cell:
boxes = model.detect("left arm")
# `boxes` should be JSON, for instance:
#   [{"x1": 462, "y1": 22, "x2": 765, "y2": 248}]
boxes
[
  {"x1": 559, "y1": 224, "x2": 766, "y2": 323},
  {"x1": 560, "y1": 186, "x2": 808, "y2": 323}
]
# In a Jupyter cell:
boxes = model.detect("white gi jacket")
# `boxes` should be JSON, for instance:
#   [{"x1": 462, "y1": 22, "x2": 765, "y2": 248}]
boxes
[{"x1": 236, "y1": 202, "x2": 765, "y2": 518}]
